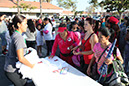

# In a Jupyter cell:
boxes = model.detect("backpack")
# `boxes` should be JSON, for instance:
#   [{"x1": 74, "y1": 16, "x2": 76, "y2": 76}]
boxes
[{"x1": 106, "y1": 47, "x2": 129, "y2": 86}]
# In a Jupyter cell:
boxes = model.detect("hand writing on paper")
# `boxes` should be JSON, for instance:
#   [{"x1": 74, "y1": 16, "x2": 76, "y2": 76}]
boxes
[{"x1": 48, "y1": 55, "x2": 54, "y2": 59}]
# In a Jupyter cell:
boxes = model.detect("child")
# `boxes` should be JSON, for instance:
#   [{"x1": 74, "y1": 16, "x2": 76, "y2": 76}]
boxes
[
  {"x1": 36, "y1": 24, "x2": 44, "y2": 57},
  {"x1": 71, "y1": 21, "x2": 81, "y2": 42}
]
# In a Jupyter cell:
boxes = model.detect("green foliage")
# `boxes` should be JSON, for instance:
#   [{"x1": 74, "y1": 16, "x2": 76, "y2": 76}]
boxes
[
  {"x1": 85, "y1": 5, "x2": 95, "y2": 14},
  {"x1": 89, "y1": 0, "x2": 129, "y2": 13},
  {"x1": 99, "y1": 0, "x2": 129, "y2": 13},
  {"x1": 89, "y1": 0, "x2": 129, "y2": 23},
  {"x1": 89, "y1": 0, "x2": 98, "y2": 7},
  {"x1": 42, "y1": 0, "x2": 52, "y2": 2},
  {"x1": 74, "y1": 11, "x2": 84, "y2": 16},
  {"x1": 13, "y1": 3, "x2": 37, "y2": 11},
  {"x1": 57, "y1": 0, "x2": 77, "y2": 12}
]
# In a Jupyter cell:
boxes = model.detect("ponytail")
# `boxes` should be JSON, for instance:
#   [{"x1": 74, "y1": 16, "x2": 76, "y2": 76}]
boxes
[
  {"x1": 7, "y1": 23, "x2": 15, "y2": 36},
  {"x1": 7, "y1": 15, "x2": 26, "y2": 36},
  {"x1": 12, "y1": 15, "x2": 26, "y2": 29}
]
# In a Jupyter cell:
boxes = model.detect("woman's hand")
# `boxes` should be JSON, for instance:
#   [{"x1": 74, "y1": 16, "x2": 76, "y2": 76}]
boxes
[
  {"x1": 72, "y1": 46, "x2": 77, "y2": 51},
  {"x1": 31, "y1": 64, "x2": 35, "y2": 69},
  {"x1": 105, "y1": 58, "x2": 112, "y2": 65},
  {"x1": 87, "y1": 67, "x2": 91, "y2": 76},
  {"x1": 69, "y1": 45, "x2": 73, "y2": 50},
  {"x1": 48, "y1": 55, "x2": 54, "y2": 59},
  {"x1": 73, "y1": 51, "x2": 81, "y2": 55}
]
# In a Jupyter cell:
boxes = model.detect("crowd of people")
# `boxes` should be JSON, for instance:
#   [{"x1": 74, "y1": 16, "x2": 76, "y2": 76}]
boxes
[{"x1": 0, "y1": 12, "x2": 129, "y2": 86}]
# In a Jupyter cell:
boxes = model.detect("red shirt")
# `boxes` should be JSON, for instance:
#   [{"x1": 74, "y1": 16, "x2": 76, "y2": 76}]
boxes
[
  {"x1": 82, "y1": 36, "x2": 93, "y2": 64},
  {"x1": 51, "y1": 31, "x2": 80, "y2": 65}
]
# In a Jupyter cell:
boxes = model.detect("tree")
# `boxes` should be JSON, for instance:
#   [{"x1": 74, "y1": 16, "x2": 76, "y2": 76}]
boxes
[
  {"x1": 40, "y1": 0, "x2": 42, "y2": 18},
  {"x1": 17, "y1": 0, "x2": 20, "y2": 15},
  {"x1": 39, "y1": 0, "x2": 52, "y2": 18},
  {"x1": 100, "y1": 0, "x2": 129, "y2": 23},
  {"x1": 57, "y1": 0, "x2": 77, "y2": 12},
  {"x1": 13, "y1": 1, "x2": 37, "y2": 15},
  {"x1": 89, "y1": 0, "x2": 98, "y2": 7},
  {"x1": 85, "y1": 5, "x2": 95, "y2": 15},
  {"x1": 90, "y1": 0, "x2": 129, "y2": 24},
  {"x1": 45, "y1": 0, "x2": 52, "y2": 2},
  {"x1": 42, "y1": 0, "x2": 52, "y2": 2}
]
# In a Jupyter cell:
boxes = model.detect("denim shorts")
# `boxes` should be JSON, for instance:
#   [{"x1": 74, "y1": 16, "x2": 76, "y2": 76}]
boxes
[{"x1": 0, "y1": 32, "x2": 7, "y2": 46}]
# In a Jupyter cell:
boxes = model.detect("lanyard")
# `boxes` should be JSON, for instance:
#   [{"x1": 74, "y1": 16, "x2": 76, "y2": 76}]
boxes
[{"x1": 15, "y1": 30, "x2": 26, "y2": 44}]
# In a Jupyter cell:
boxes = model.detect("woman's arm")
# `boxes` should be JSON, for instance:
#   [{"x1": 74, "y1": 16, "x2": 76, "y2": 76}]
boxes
[
  {"x1": 17, "y1": 48, "x2": 34, "y2": 68},
  {"x1": 87, "y1": 55, "x2": 96, "y2": 76},
  {"x1": 105, "y1": 48, "x2": 124, "y2": 65},
  {"x1": 117, "y1": 54, "x2": 124, "y2": 64},
  {"x1": 90, "y1": 34, "x2": 98, "y2": 51},
  {"x1": 43, "y1": 30, "x2": 49, "y2": 34},
  {"x1": 72, "y1": 45, "x2": 81, "y2": 51}
]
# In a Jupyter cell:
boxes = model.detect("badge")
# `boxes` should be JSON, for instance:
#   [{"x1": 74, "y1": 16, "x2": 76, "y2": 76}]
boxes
[{"x1": 67, "y1": 37, "x2": 71, "y2": 41}]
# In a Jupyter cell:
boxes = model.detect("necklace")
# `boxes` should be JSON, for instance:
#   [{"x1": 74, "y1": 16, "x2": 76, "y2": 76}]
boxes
[{"x1": 15, "y1": 30, "x2": 26, "y2": 44}]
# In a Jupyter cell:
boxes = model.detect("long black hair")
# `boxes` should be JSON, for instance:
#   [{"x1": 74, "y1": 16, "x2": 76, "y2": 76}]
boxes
[
  {"x1": 12, "y1": 15, "x2": 26, "y2": 29},
  {"x1": 98, "y1": 27, "x2": 111, "y2": 37},
  {"x1": 44, "y1": 17, "x2": 53, "y2": 26},
  {"x1": 8, "y1": 15, "x2": 26, "y2": 36},
  {"x1": 94, "y1": 20, "x2": 101, "y2": 34},
  {"x1": 7, "y1": 23, "x2": 15, "y2": 36},
  {"x1": 27, "y1": 19, "x2": 36, "y2": 33}
]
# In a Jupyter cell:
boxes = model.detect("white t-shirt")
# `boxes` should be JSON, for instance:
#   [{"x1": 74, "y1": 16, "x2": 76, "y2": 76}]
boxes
[
  {"x1": 36, "y1": 29, "x2": 44, "y2": 46},
  {"x1": 43, "y1": 23, "x2": 52, "y2": 40},
  {"x1": 52, "y1": 31, "x2": 56, "y2": 40},
  {"x1": 52, "y1": 21, "x2": 56, "y2": 28}
]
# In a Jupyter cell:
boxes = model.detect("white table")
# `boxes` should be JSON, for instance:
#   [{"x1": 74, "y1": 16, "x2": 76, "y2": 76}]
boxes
[{"x1": 31, "y1": 56, "x2": 102, "y2": 86}]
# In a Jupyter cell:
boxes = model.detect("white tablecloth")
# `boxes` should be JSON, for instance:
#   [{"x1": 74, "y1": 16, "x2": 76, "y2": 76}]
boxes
[{"x1": 31, "y1": 56, "x2": 102, "y2": 86}]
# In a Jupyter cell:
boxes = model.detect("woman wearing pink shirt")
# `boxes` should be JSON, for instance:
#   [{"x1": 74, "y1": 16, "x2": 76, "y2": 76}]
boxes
[
  {"x1": 87, "y1": 27, "x2": 123, "y2": 85},
  {"x1": 49, "y1": 24, "x2": 80, "y2": 66}
]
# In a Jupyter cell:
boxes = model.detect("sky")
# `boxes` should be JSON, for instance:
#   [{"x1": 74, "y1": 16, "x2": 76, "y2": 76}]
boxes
[
  {"x1": 24, "y1": 0, "x2": 102, "y2": 12},
  {"x1": 51, "y1": 0, "x2": 90, "y2": 11}
]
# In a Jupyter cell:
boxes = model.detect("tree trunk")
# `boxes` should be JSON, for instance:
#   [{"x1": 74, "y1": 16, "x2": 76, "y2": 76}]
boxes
[
  {"x1": 17, "y1": 0, "x2": 20, "y2": 15},
  {"x1": 119, "y1": 12, "x2": 122, "y2": 25},
  {"x1": 40, "y1": 0, "x2": 42, "y2": 18}
]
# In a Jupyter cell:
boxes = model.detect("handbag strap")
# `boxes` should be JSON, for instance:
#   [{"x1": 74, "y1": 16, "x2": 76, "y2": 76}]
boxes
[
  {"x1": 83, "y1": 33, "x2": 94, "y2": 46},
  {"x1": 97, "y1": 44, "x2": 111, "y2": 63}
]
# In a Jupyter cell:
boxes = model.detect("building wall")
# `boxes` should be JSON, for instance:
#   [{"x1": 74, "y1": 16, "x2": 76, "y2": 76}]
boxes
[{"x1": 0, "y1": 7, "x2": 62, "y2": 19}]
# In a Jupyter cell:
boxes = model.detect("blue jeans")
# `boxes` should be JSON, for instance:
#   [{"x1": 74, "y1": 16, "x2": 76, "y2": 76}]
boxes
[
  {"x1": 0, "y1": 32, "x2": 7, "y2": 46},
  {"x1": 124, "y1": 43, "x2": 129, "y2": 74}
]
